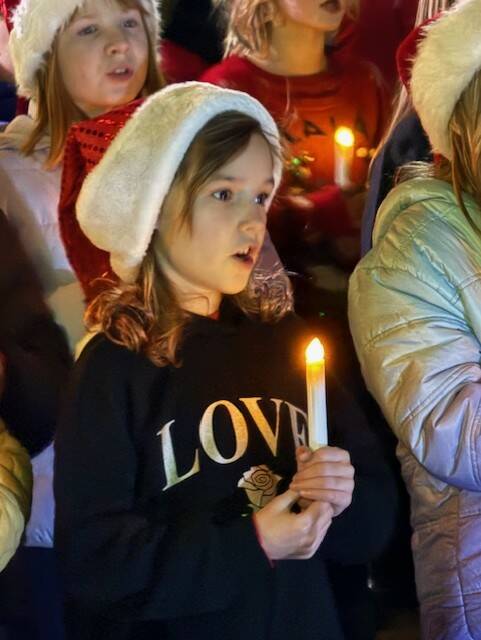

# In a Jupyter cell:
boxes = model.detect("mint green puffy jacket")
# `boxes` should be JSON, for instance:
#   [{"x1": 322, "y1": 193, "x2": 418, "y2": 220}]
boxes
[{"x1": 349, "y1": 178, "x2": 481, "y2": 639}]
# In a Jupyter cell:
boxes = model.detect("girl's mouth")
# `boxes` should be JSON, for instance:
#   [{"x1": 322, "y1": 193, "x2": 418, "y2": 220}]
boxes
[
  {"x1": 106, "y1": 67, "x2": 134, "y2": 81},
  {"x1": 320, "y1": 0, "x2": 341, "y2": 13},
  {"x1": 233, "y1": 246, "x2": 256, "y2": 266}
]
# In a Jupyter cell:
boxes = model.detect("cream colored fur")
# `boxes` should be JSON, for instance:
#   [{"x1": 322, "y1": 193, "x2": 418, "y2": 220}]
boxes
[{"x1": 411, "y1": 0, "x2": 481, "y2": 160}]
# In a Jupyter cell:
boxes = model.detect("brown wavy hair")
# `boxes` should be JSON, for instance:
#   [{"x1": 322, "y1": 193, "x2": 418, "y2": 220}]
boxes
[
  {"x1": 22, "y1": 0, "x2": 163, "y2": 168},
  {"x1": 215, "y1": 0, "x2": 360, "y2": 58},
  {"x1": 86, "y1": 111, "x2": 293, "y2": 367}
]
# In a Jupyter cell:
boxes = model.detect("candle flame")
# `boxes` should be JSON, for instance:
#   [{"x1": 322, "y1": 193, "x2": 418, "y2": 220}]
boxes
[
  {"x1": 334, "y1": 126, "x2": 355, "y2": 149},
  {"x1": 306, "y1": 338, "x2": 325, "y2": 364}
]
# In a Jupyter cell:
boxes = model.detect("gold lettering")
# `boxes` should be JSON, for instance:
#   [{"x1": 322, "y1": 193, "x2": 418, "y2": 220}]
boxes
[
  {"x1": 157, "y1": 420, "x2": 200, "y2": 491},
  {"x1": 199, "y1": 401, "x2": 248, "y2": 464},
  {"x1": 239, "y1": 397, "x2": 282, "y2": 456},
  {"x1": 283, "y1": 402, "x2": 308, "y2": 447}
]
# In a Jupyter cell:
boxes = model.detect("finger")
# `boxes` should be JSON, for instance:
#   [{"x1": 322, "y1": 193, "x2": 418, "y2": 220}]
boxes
[
  {"x1": 296, "y1": 489, "x2": 353, "y2": 506},
  {"x1": 296, "y1": 446, "x2": 313, "y2": 467},
  {"x1": 291, "y1": 463, "x2": 355, "y2": 485},
  {"x1": 301, "y1": 446, "x2": 351, "y2": 465},
  {"x1": 268, "y1": 488, "x2": 300, "y2": 514},
  {"x1": 291, "y1": 473, "x2": 355, "y2": 491}
]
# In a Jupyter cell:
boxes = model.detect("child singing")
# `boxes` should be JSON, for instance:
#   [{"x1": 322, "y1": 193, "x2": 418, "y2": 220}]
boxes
[{"x1": 55, "y1": 83, "x2": 396, "y2": 640}]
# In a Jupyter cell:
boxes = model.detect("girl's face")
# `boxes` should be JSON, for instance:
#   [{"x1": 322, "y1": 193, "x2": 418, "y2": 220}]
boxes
[
  {"x1": 56, "y1": 0, "x2": 149, "y2": 118},
  {"x1": 156, "y1": 133, "x2": 275, "y2": 314},
  {"x1": 276, "y1": 0, "x2": 347, "y2": 32}
]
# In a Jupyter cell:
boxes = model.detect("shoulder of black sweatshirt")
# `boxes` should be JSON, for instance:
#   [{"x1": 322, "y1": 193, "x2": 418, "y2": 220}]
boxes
[
  {"x1": 55, "y1": 302, "x2": 395, "y2": 639},
  {"x1": 0, "y1": 210, "x2": 72, "y2": 455}
]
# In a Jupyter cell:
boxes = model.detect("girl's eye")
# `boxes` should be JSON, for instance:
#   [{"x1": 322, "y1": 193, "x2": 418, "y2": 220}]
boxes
[
  {"x1": 212, "y1": 189, "x2": 233, "y2": 202},
  {"x1": 123, "y1": 18, "x2": 140, "y2": 28},
  {"x1": 78, "y1": 24, "x2": 97, "y2": 36},
  {"x1": 255, "y1": 193, "x2": 270, "y2": 206}
]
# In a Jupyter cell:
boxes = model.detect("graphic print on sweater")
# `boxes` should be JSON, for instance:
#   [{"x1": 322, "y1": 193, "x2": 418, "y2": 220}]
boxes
[{"x1": 157, "y1": 397, "x2": 307, "y2": 492}]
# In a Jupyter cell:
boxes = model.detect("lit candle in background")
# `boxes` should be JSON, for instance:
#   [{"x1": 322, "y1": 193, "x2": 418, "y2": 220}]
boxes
[
  {"x1": 334, "y1": 126, "x2": 355, "y2": 189},
  {"x1": 305, "y1": 338, "x2": 327, "y2": 449}
]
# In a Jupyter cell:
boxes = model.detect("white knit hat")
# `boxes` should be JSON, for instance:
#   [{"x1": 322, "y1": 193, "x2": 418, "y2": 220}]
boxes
[
  {"x1": 9, "y1": 0, "x2": 161, "y2": 99},
  {"x1": 411, "y1": 0, "x2": 481, "y2": 160},
  {"x1": 77, "y1": 82, "x2": 283, "y2": 283}
]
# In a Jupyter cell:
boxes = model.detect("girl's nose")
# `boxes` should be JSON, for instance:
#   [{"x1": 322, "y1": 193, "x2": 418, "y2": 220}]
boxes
[
  {"x1": 105, "y1": 29, "x2": 130, "y2": 55},
  {"x1": 239, "y1": 203, "x2": 267, "y2": 234}
]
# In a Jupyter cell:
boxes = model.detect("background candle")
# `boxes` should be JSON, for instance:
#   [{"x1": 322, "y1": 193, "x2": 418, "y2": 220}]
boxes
[
  {"x1": 305, "y1": 338, "x2": 328, "y2": 449},
  {"x1": 334, "y1": 126, "x2": 355, "y2": 190}
]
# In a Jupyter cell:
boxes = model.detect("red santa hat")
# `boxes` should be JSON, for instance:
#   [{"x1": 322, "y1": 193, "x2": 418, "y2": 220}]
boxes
[
  {"x1": 8, "y1": 0, "x2": 161, "y2": 99},
  {"x1": 408, "y1": 0, "x2": 481, "y2": 160},
  {"x1": 59, "y1": 98, "x2": 144, "y2": 300},
  {"x1": 0, "y1": 0, "x2": 17, "y2": 31},
  {"x1": 396, "y1": 17, "x2": 438, "y2": 90},
  {"x1": 76, "y1": 82, "x2": 283, "y2": 285}
]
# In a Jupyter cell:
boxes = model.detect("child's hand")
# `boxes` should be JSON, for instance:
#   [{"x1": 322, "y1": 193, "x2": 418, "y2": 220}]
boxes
[
  {"x1": 290, "y1": 446, "x2": 354, "y2": 517},
  {"x1": 253, "y1": 489, "x2": 333, "y2": 560}
]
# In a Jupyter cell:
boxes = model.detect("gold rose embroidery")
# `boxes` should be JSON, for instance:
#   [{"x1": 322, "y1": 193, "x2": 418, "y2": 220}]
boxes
[{"x1": 238, "y1": 465, "x2": 282, "y2": 512}]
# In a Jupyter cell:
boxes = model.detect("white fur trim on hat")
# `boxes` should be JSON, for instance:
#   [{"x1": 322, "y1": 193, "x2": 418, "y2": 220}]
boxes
[
  {"x1": 9, "y1": 0, "x2": 160, "y2": 99},
  {"x1": 77, "y1": 82, "x2": 283, "y2": 283},
  {"x1": 411, "y1": 0, "x2": 481, "y2": 160}
]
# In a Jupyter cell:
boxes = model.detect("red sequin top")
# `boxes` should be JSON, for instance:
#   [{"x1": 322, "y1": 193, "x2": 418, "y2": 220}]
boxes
[{"x1": 58, "y1": 99, "x2": 143, "y2": 301}]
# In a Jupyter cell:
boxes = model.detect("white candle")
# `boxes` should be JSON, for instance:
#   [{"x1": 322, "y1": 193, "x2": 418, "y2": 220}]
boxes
[
  {"x1": 334, "y1": 126, "x2": 355, "y2": 189},
  {"x1": 305, "y1": 338, "x2": 328, "y2": 449}
]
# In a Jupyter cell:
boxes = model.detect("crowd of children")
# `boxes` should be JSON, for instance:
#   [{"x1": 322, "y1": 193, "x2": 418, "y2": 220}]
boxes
[{"x1": 0, "y1": 0, "x2": 480, "y2": 639}]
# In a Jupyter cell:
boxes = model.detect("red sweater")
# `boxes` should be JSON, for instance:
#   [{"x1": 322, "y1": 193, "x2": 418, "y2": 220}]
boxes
[{"x1": 201, "y1": 56, "x2": 388, "y2": 240}]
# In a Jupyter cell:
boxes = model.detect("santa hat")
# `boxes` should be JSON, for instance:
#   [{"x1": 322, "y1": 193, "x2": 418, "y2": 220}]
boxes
[
  {"x1": 9, "y1": 0, "x2": 161, "y2": 99},
  {"x1": 0, "y1": 0, "x2": 18, "y2": 31},
  {"x1": 59, "y1": 98, "x2": 144, "y2": 300},
  {"x1": 410, "y1": 0, "x2": 481, "y2": 160},
  {"x1": 396, "y1": 17, "x2": 438, "y2": 90},
  {"x1": 77, "y1": 82, "x2": 282, "y2": 284}
]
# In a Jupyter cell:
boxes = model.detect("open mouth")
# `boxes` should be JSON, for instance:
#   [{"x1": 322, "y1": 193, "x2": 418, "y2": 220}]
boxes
[
  {"x1": 233, "y1": 246, "x2": 256, "y2": 266},
  {"x1": 320, "y1": 0, "x2": 341, "y2": 12},
  {"x1": 107, "y1": 67, "x2": 134, "y2": 80}
]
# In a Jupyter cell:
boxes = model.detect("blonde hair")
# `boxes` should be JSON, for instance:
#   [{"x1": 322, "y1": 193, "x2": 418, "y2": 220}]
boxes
[
  {"x1": 372, "y1": 0, "x2": 456, "y2": 160},
  {"x1": 216, "y1": 0, "x2": 359, "y2": 58},
  {"x1": 86, "y1": 111, "x2": 293, "y2": 367},
  {"x1": 22, "y1": 0, "x2": 163, "y2": 167},
  {"x1": 398, "y1": 69, "x2": 481, "y2": 232}
]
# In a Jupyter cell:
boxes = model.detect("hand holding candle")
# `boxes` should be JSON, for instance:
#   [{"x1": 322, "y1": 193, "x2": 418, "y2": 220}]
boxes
[
  {"x1": 305, "y1": 338, "x2": 327, "y2": 449},
  {"x1": 334, "y1": 126, "x2": 355, "y2": 190}
]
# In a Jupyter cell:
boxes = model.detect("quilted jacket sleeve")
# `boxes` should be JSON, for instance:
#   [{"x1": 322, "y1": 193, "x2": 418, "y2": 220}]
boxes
[
  {"x1": 0, "y1": 418, "x2": 32, "y2": 571},
  {"x1": 349, "y1": 204, "x2": 481, "y2": 492}
]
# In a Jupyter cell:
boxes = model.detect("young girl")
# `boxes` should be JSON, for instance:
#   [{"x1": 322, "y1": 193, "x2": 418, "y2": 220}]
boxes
[
  {"x1": 349, "y1": 1, "x2": 481, "y2": 637},
  {"x1": 55, "y1": 82, "x2": 397, "y2": 640},
  {"x1": 0, "y1": 0, "x2": 161, "y2": 637},
  {"x1": 201, "y1": 0, "x2": 387, "y2": 282}
]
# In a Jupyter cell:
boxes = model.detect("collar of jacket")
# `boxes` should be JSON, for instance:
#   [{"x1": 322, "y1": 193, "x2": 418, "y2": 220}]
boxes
[{"x1": 372, "y1": 177, "x2": 481, "y2": 246}]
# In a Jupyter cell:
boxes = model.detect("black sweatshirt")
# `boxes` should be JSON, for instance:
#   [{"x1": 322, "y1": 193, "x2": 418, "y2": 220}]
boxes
[{"x1": 54, "y1": 304, "x2": 397, "y2": 640}]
